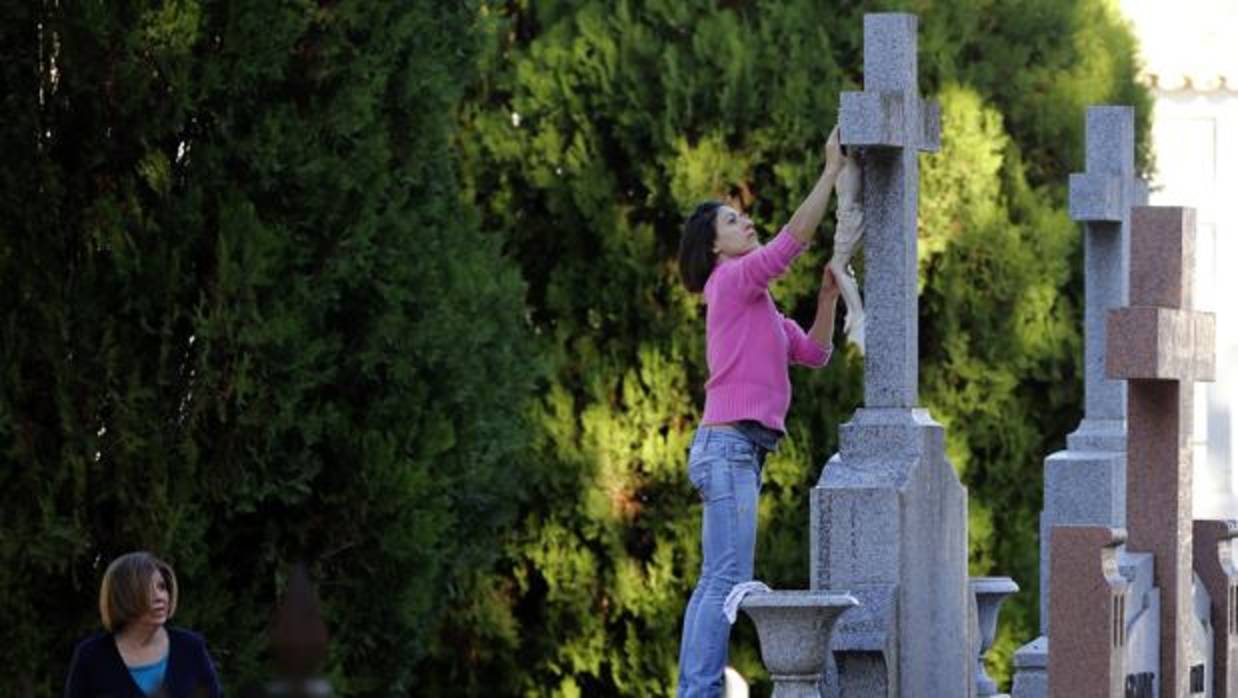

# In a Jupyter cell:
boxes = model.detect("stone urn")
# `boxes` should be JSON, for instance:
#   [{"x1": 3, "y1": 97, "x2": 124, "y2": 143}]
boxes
[
  {"x1": 740, "y1": 590, "x2": 859, "y2": 698},
  {"x1": 970, "y1": 576, "x2": 1019, "y2": 697}
]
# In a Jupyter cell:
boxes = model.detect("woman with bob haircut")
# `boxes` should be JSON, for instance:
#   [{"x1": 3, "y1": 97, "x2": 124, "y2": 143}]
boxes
[
  {"x1": 64, "y1": 551, "x2": 222, "y2": 698},
  {"x1": 674, "y1": 125, "x2": 851, "y2": 697}
]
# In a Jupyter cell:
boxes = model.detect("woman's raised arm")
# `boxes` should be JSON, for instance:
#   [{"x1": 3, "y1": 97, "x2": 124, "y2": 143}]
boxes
[{"x1": 785, "y1": 125, "x2": 846, "y2": 244}]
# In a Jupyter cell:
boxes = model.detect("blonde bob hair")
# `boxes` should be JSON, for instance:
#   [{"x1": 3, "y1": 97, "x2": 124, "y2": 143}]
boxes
[{"x1": 98, "y1": 551, "x2": 178, "y2": 632}]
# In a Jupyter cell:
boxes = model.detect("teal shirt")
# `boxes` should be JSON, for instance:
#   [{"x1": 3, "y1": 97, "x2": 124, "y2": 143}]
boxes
[{"x1": 128, "y1": 654, "x2": 168, "y2": 696}]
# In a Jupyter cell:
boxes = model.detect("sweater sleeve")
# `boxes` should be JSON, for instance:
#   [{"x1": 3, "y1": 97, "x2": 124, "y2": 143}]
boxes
[
  {"x1": 731, "y1": 227, "x2": 809, "y2": 297},
  {"x1": 63, "y1": 638, "x2": 94, "y2": 698},
  {"x1": 195, "y1": 634, "x2": 224, "y2": 698},
  {"x1": 782, "y1": 316, "x2": 831, "y2": 368}
]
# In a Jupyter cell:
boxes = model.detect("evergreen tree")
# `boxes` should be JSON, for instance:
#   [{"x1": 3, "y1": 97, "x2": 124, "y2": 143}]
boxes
[
  {"x1": 421, "y1": 0, "x2": 1150, "y2": 695},
  {"x1": 0, "y1": 2, "x2": 536, "y2": 696}
]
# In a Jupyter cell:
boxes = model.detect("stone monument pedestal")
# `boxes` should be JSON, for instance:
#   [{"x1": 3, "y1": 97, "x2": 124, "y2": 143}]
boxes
[{"x1": 812, "y1": 408, "x2": 971, "y2": 696}]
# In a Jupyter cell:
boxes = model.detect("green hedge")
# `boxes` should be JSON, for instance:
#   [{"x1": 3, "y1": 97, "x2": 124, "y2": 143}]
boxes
[
  {"x1": 0, "y1": 2, "x2": 536, "y2": 696},
  {"x1": 418, "y1": 0, "x2": 1150, "y2": 695}
]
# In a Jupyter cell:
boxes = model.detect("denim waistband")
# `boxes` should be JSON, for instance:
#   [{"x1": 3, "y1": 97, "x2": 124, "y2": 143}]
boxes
[
  {"x1": 733, "y1": 420, "x2": 782, "y2": 452},
  {"x1": 695, "y1": 421, "x2": 782, "y2": 453}
]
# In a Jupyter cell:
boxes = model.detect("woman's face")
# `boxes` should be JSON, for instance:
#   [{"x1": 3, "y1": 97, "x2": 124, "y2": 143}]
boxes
[
  {"x1": 137, "y1": 572, "x2": 171, "y2": 627},
  {"x1": 712, "y1": 205, "x2": 758, "y2": 260}
]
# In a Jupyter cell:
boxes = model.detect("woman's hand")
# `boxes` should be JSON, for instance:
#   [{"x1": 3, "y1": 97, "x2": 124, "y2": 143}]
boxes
[
  {"x1": 809, "y1": 264, "x2": 842, "y2": 348},
  {"x1": 820, "y1": 264, "x2": 841, "y2": 301},
  {"x1": 787, "y1": 125, "x2": 846, "y2": 245},
  {"x1": 824, "y1": 125, "x2": 844, "y2": 176}
]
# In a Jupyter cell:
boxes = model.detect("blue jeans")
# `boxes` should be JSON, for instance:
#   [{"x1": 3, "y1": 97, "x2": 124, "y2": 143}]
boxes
[{"x1": 677, "y1": 426, "x2": 768, "y2": 698}]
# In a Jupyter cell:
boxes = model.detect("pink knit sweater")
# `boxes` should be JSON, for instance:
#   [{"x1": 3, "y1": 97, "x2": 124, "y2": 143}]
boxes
[{"x1": 701, "y1": 227, "x2": 831, "y2": 433}]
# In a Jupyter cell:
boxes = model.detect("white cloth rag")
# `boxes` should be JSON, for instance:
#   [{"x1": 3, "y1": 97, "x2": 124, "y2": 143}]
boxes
[{"x1": 723, "y1": 581, "x2": 772, "y2": 624}]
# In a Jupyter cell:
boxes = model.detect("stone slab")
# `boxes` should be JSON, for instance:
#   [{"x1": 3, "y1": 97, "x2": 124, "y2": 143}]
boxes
[
  {"x1": 1011, "y1": 637, "x2": 1047, "y2": 698},
  {"x1": 1039, "y1": 450, "x2": 1126, "y2": 630},
  {"x1": 1193, "y1": 519, "x2": 1238, "y2": 697},
  {"x1": 1048, "y1": 526, "x2": 1129, "y2": 698},
  {"x1": 813, "y1": 408, "x2": 970, "y2": 697},
  {"x1": 1065, "y1": 417, "x2": 1126, "y2": 453},
  {"x1": 813, "y1": 480, "x2": 901, "y2": 583},
  {"x1": 1043, "y1": 450, "x2": 1127, "y2": 525},
  {"x1": 1014, "y1": 565, "x2": 1160, "y2": 698}
]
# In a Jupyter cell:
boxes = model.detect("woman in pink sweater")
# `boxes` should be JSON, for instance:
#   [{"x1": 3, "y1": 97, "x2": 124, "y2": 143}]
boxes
[{"x1": 674, "y1": 126, "x2": 848, "y2": 698}]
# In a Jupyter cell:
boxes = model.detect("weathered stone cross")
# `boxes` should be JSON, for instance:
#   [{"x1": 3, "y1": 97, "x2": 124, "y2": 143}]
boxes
[
  {"x1": 1036, "y1": 106, "x2": 1145, "y2": 638},
  {"x1": 1107, "y1": 206, "x2": 1217, "y2": 697},
  {"x1": 817, "y1": 14, "x2": 971, "y2": 698},
  {"x1": 839, "y1": 12, "x2": 939, "y2": 409},
  {"x1": 1068, "y1": 106, "x2": 1145, "y2": 452}
]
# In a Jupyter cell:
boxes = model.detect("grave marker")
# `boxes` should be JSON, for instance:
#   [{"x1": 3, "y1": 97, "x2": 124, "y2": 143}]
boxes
[
  {"x1": 812, "y1": 14, "x2": 971, "y2": 696},
  {"x1": 1108, "y1": 206, "x2": 1217, "y2": 696}
]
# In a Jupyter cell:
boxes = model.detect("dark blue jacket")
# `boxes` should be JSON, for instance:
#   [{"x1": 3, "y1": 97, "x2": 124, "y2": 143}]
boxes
[{"x1": 64, "y1": 627, "x2": 222, "y2": 698}]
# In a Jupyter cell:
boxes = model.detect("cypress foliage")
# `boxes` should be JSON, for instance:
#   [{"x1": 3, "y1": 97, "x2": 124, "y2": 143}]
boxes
[
  {"x1": 422, "y1": 0, "x2": 1150, "y2": 695},
  {"x1": 0, "y1": 2, "x2": 536, "y2": 696}
]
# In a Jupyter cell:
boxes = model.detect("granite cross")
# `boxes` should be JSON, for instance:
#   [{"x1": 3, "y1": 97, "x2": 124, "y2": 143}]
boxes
[
  {"x1": 819, "y1": 14, "x2": 971, "y2": 696},
  {"x1": 1107, "y1": 206, "x2": 1217, "y2": 697},
  {"x1": 838, "y1": 12, "x2": 940, "y2": 409},
  {"x1": 1036, "y1": 106, "x2": 1145, "y2": 637},
  {"x1": 1068, "y1": 106, "x2": 1145, "y2": 452}
]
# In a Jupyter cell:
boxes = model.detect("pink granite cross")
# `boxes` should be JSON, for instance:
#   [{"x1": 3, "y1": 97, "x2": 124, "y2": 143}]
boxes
[{"x1": 1107, "y1": 206, "x2": 1217, "y2": 697}]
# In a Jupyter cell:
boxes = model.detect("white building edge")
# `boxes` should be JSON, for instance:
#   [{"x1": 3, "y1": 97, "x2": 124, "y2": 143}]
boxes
[{"x1": 1121, "y1": 0, "x2": 1238, "y2": 516}]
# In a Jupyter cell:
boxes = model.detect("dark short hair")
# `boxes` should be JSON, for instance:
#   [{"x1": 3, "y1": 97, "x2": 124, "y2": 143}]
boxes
[
  {"x1": 99, "y1": 551, "x2": 178, "y2": 631},
  {"x1": 678, "y1": 201, "x2": 723, "y2": 293}
]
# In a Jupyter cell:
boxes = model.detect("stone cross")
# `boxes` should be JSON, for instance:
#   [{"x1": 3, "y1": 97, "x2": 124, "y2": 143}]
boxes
[
  {"x1": 1015, "y1": 105, "x2": 1150, "y2": 698},
  {"x1": 1107, "y1": 206, "x2": 1217, "y2": 697},
  {"x1": 815, "y1": 14, "x2": 970, "y2": 697},
  {"x1": 1068, "y1": 106, "x2": 1146, "y2": 452},
  {"x1": 1036, "y1": 106, "x2": 1145, "y2": 636},
  {"x1": 839, "y1": 12, "x2": 940, "y2": 409}
]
